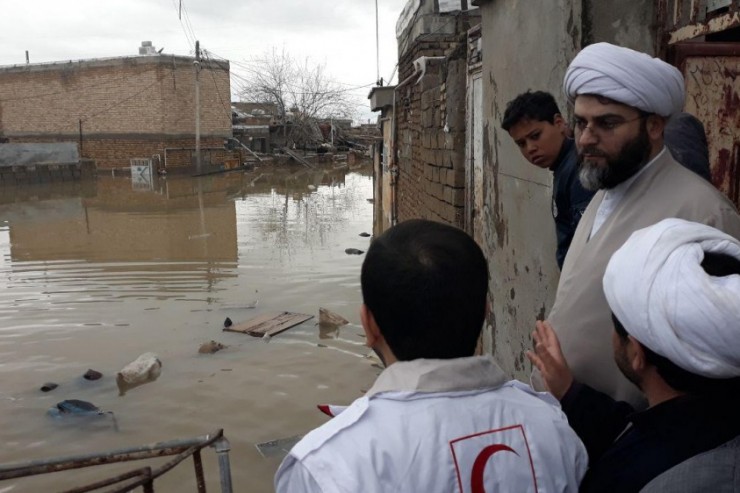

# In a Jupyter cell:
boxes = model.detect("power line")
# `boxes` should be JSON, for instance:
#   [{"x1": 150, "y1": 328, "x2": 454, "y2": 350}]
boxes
[
  {"x1": 170, "y1": 0, "x2": 196, "y2": 51},
  {"x1": 203, "y1": 50, "x2": 235, "y2": 121},
  {"x1": 180, "y1": 1, "x2": 199, "y2": 47},
  {"x1": 208, "y1": 51, "x2": 376, "y2": 96}
]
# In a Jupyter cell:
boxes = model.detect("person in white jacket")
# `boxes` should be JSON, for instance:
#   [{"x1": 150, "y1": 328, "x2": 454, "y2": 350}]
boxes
[{"x1": 275, "y1": 219, "x2": 587, "y2": 493}]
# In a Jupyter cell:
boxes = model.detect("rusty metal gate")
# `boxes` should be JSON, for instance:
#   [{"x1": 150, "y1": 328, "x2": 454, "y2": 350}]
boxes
[
  {"x1": 675, "y1": 43, "x2": 740, "y2": 208},
  {"x1": 657, "y1": 0, "x2": 740, "y2": 209}
]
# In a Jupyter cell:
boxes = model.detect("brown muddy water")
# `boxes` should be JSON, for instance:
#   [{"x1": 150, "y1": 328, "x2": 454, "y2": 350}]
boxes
[{"x1": 0, "y1": 164, "x2": 379, "y2": 492}]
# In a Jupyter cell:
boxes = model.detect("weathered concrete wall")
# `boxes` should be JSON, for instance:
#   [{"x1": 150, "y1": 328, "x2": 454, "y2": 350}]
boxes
[
  {"x1": 584, "y1": 0, "x2": 656, "y2": 54},
  {"x1": 475, "y1": 0, "x2": 658, "y2": 380},
  {"x1": 0, "y1": 56, "x2": 231, "y2": 169},
  {"x1": 474, "y1": 0, "x2": 581, "y2": 380}
]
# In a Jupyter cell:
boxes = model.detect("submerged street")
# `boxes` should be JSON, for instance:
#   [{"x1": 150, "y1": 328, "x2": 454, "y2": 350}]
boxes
[{"x1": 0, "y1": 165, "x2": 379, "y2": 492}]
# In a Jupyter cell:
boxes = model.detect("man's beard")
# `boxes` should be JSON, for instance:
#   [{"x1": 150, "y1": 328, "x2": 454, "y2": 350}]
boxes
[{"x1": 578, "y1": 125, "x2": 651, "y2": 190}]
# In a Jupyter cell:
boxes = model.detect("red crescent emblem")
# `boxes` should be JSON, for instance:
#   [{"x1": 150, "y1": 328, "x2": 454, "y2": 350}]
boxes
[{"x1": 470, "y1": 444, "x2": 518, "y2": 493}]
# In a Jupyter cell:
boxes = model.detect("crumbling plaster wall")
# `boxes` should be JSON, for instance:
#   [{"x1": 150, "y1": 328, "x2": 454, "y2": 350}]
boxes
[
  {"x1": 584, "y1": 0, "x2": 656, "y2": 54},
  {"x1": 475, "y1": 0, "x2": 657, "y2": 381}
]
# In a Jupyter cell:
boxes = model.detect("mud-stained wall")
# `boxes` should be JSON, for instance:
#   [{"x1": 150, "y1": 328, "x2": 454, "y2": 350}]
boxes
[
  {"x1": 683, "y1": 54, "x2": 740, "y2": 210},
  {"x1": 584, "y1": 0, "x2": 655, "y2": 53},
  {"x1": 474, "y1": 0, "x2": 657, "y2": 380},
  {"x1": 473, "y1": 1, "x2": 582, "y2": 380}
]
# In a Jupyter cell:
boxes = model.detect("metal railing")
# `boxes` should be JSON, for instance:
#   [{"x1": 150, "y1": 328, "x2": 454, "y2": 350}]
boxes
[{"x1": 0, "y1": 429, "x2": 232, "y2": 493}]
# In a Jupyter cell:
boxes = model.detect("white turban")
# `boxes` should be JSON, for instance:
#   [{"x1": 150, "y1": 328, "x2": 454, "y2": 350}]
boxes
[
  {"x1": 604, "y1": 218, "x2": 740, "y2": 378},
  {"x1": 564, "y1": 42, "x2": 685, "y2": 117}
]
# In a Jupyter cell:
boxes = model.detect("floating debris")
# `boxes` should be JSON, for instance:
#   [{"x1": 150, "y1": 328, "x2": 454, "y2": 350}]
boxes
[
  {"x1": 319, "y1": 307, "x2": 349, "y2": 327},
  {"x1": 48, "y1": 399, "x2": 101, "y2": 418},
  {"x1": 199, "y1": 340, "x2": 227, "y2": 354},
  {"x1": 319, "y1": 308, "x2": 349, "y2": 330},
  {"x1": 83, "y1": 369, "x2": 103, "y2": 381},
  {"x1": 223, "y1": 317, "x2": 233, "y2": 328},
  {"x1": 40, "y1": 382, "x2": 59, "y2": 392},
  {"x1": 48, "y1": 399, "x2": 118, "y2": 430},
  {"x1": 345, "y1": 248, "x2": 364, "y2": 255},
  {"x1": 255, "y1": 434, "x2": 305, "y2": 459},
  {"x1": 225, "y1": 312, "x2": 314, "y2": 338},
  {"x1": 116, "y1": 353, "x2": 162, "y2": 396},
  {"x1": 359, "y1": 232, "x2": 371, "y2": 237}
]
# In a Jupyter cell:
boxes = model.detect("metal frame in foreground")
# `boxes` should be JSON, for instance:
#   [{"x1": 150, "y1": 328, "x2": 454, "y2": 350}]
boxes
[{"x1": 0, "y1": 429, "x2": 232, "y2": 493}]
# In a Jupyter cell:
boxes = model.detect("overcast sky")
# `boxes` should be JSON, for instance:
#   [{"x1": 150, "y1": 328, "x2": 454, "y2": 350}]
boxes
[{"x1": 0, "y1": 0, "x2": 409, "y2": 123}]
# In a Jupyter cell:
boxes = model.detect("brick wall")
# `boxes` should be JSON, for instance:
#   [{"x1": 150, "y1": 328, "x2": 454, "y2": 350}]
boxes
[
  {"x1": 395, "y1": 33, "x2": 468, "y2": 228},
  {"x1": 0, "y1": 56, "x2": 232, "y2": 169}
]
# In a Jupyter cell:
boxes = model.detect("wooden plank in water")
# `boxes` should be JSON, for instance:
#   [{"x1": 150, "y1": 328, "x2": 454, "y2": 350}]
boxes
[{"x1": 224, "y1": 312, "x2": 314, "y2": 337}]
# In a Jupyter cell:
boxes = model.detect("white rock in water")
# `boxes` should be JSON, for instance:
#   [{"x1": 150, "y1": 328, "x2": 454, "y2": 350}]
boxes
[{"x1": 116, "y1": 353, "x2": 162, "y2": 396}]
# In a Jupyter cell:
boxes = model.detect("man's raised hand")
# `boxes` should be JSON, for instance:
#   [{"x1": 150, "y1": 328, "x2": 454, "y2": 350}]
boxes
[{"x1": 526, "y1": 320, "x2": 573, "y2": 400}]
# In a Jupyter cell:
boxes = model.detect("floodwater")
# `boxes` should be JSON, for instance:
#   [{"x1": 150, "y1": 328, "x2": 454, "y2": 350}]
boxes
[{"x1": 0, "y1": 164, "x2": 380, "y2": 492}]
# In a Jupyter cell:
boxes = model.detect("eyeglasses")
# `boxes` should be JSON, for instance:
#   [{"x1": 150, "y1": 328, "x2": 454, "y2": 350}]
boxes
[{"x1": 572, "y1": 114, "x2": 647, "y2": 137}]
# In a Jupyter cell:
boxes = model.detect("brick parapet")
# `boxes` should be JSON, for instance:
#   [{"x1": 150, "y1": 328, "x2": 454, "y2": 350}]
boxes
[{"x1": 0, "y1": 55, "x2": 231, "y2": 169}]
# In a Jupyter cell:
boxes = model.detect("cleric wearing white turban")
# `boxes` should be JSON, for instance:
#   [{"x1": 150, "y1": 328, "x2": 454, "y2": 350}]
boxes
[
  {"x1": 544, "y1": 39, "x2": 740, "y2": 412},
  {"x1": 604, "y1": 218, "x2": 740, "y2": 378},
  {"x1": 529, "y1": 218, "x2": 740, "y2": 492},
  {"x1": 564, "y1": 42, "x2": 685, "y2": 117}
]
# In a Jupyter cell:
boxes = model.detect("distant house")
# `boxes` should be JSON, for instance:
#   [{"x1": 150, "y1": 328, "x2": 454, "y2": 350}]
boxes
[
  {"x1": 231, "y1": 102, "x2": 276, "y2": 153},
  {"x1": 0, "y1": 42, "x2": 233, "y2": 170}
]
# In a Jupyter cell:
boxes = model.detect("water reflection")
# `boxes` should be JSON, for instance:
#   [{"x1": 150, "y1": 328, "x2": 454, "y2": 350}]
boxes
[{"x1": 0, "y1": 164, "x2": 377, "y2": 493}]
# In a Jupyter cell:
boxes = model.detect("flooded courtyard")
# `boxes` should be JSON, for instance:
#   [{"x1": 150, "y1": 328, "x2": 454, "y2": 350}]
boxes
[{"x1": 0, "y1": 164, "x2": 379, "y2": 492}]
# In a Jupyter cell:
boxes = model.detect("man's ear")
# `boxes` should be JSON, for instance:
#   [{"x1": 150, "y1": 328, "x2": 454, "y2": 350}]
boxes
[
  {"x1": 628, "y1": 335, "x2": 648, "y2": 372},
  {"x1": 360, "y1": 304, "x2": 382, "y2": 348},
  {"x1": 646, "y1": 114, "x2": 666, "y2": 141}
]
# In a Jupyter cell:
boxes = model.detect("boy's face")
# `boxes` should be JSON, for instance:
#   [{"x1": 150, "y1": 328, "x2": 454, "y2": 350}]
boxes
[{"x1": 508, "y1": 115, "x2": 567, "y2": 169}]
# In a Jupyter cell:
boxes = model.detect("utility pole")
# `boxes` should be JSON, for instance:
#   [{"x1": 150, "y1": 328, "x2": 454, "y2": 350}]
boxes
[
  {"x1": 194, "y1": 40, "x2": 201, "y2": 173},
  {"x1": 375, "y1": 0, "x2": 380, "y2": 86}
]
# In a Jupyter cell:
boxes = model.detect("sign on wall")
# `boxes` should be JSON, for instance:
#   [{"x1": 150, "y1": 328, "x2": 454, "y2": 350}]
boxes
[{"x1": 130, "y1": 158, "x2": 153, "y2": 191}]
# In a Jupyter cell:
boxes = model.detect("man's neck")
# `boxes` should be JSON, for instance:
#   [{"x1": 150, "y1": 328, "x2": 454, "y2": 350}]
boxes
[
  {"x1": 647, "y1": 138, "x2": 664, "y2": 162},
  {"x1": 643, "y1": 377, "x2": 685, "y2": 408}
]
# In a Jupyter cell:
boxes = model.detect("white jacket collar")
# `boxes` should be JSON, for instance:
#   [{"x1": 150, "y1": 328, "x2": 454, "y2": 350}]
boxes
[{"x1": 366, "y1": 355, "x2": 508, "y2": 397}]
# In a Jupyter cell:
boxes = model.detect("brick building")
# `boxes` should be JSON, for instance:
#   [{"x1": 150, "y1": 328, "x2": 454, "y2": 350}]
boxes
[
  {"x1": 0, "y1": 52, "x2": 233, "y2": 170},
  {"x1": 370, "y1": 0, "x2": 480, "y2": 232}
]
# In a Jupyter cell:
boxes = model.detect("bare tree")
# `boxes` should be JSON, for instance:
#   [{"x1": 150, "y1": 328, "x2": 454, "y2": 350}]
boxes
[{"x1": 238, "y1": 48, "x2": 355, "y2": 147}]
